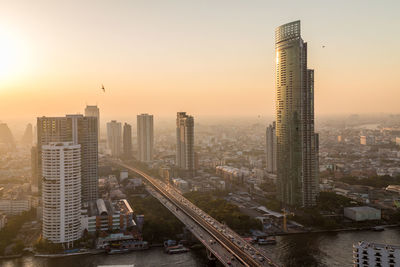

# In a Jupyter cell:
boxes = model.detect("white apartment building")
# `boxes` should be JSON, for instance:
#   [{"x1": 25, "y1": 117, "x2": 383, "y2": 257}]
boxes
[
  {"x1": 42, "y1": 142, "x2": 82, "y2": 248},
  {"x1": 353, "y1": 241, "x2": 400, "y2": 267}
]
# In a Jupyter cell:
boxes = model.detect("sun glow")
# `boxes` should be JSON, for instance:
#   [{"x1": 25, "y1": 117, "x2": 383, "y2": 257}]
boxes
[{"x1": 0, "y1": 27, "x2": 31, "y2": 82}]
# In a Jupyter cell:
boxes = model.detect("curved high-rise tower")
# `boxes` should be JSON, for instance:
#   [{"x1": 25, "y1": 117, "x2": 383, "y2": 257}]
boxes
[
  {"x1": 42, "y1": 142, "x2": 81, "y2": 248},
  {"x1": 275, "y1": 21, "x2": 319, "y2": 207}
]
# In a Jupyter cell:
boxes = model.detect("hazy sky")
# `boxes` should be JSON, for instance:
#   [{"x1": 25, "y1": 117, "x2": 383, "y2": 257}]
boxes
[{"x1": 0, "y1": 0, "x2": 399, "y2": 121}]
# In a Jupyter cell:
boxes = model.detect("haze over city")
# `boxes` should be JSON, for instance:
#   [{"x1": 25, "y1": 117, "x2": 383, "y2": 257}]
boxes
[
  {"x1": 2, "y1": 1, "x2": 400, "y2": 267},
  {"x1": 1, "y1": 0, "x2": 400, "y2": 122}
]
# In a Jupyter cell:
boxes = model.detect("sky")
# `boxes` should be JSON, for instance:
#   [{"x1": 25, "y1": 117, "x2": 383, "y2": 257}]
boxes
[{"x1": 0, "y1": 0, "x2": 400, "y2": 122}]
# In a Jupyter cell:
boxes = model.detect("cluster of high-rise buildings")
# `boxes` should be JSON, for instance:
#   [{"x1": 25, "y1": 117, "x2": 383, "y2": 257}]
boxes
[
  {"x1": 106, "y1": 114, "x2": 154, "y2": 161},
  {"x1": 32, "y1": 111, "x2": 99, "y2": 247},
  {"x1": 32, "y1": 104, "x2": 198, "y2": 247},
  {"x1": 28, "y1": 20, "x2": 321, "y2": 249}
]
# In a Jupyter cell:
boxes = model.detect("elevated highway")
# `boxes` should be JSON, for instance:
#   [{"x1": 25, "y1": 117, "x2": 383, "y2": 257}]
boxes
[{"x1": 111, "y1": 160, "x2": 279, "y2": 267}]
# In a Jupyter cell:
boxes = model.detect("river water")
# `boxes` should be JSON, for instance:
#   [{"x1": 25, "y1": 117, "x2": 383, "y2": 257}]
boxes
[{"x1": 1, "y1": 228, "x2": 400, "y2": 267}]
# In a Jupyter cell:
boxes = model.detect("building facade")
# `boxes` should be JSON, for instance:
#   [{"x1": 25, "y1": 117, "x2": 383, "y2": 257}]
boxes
[
  {"x1": 266, "y1": 121, "x2": 277, "y2": 174},
  {"x1": 82, "y1": 199, "x2": 135, "y2": 234},
  {"x1": 176, "y1": 112, "x2": 194, "y2": 176},
  {"x1": 275, "y1": 20, "x2": 319, "y2": 207},
  {"x1": 85, "y1": 105, "x2": 100, "y2": 142},
  {"x1": 353, "y1": 241, "x2": 400, "y2": 267},
  {"x1": 31, "y1": 146, "x2": 39, "y2": 193},
  {"x1": 107, "y1": 120, "x2": 122, "y2": 157},
  {"x1": 123, "y1": 123, "x2": 132, "y2": 158},
  {"x1": 137, "y1": 114, "x2": 154, "y2": 162},
  {"x1": 42, "y1": 142, "x2": 82, "y2": 247},
  {"x1": 36, "y1": 115, "x2": 98, "y2": 202},
  {"x1": 0, "y1": 212, "x2": 6, "y2": 230}
]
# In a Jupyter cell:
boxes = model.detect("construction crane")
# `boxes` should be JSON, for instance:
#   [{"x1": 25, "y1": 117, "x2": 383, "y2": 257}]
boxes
[{"x1": 282, "y1": 208, "x2": 294, "y2": 232}]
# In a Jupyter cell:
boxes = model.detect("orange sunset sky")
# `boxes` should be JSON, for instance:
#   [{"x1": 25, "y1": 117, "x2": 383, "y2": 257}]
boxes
[{"x1": 0, "y1": 0, "x2": 400, "y2": 121}]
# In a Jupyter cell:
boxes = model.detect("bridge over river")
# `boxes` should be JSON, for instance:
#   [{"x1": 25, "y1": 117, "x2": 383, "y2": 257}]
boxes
[{"x1": 110, "y1": 160, "x2": 279, "y2": 267}]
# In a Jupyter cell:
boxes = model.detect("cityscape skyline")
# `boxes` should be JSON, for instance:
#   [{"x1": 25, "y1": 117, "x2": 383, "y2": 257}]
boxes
[
  {"x1": 1, "y1": 1, "x2": 400, "y2": 265},
  {"x1": 1, "y1": 1, "x2": 400, "y2": 121}
]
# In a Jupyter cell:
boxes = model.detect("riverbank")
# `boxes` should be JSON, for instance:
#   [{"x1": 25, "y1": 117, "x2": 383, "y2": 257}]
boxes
[
  {"x1": 274, "y1": 224, "x2": 400, "y2": 236},
  {"x1": 0, "y1": 254, "x2": 22, "y2": 260},
  {"x1": 34, "y1": 249, "x2": 104, "y2": 258},
  {"x1": 0, "y1": 245, "x2": 207, "y2": 267}
]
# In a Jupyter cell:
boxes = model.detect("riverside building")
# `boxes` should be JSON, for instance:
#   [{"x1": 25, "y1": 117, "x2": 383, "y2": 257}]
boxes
[
  {"x1": 42, "y1": 142, "x2": 82, "y2": 248},
  {"x1": 275, "y1": 20, "x2": 319, "y2": 207}
]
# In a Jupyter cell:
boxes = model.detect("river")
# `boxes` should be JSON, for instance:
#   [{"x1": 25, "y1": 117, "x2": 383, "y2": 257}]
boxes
[{"x1": 1, "y1": 228, "x2": 400, "y2": 267}]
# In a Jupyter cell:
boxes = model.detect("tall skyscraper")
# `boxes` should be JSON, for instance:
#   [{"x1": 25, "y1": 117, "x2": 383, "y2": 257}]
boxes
[
  {"x1": 137, "y1": 114, "x2": 154, "y2": 162},
  {"x1": 85, "y1": 105, "x2": 100, "y2": 142},
  {"x1": 176, "y1": 112, "x2": 194, "y2": 176},
  {"x1": 107, "y1": 120, "x2": 122, "y2": 157},
  {"x1": 36, "y1": 115, "x2": 98, "y2": 202},
  {"x1": 275, "y1": 21, "x2": 319, "y2": 207},
  {"x1": 266, "y1": 121, "x2": 277, "y2": 174},
  {"x1": 123, "y1": 123, "x2": 132, "y2": 158},
  {"x1": 42, "y1": 142, "x2": 81, "y2": 248}
]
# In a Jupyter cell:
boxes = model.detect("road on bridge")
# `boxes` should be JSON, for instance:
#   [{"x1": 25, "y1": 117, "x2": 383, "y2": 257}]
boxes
[{"x1": 110, "y1": 159, "x2": 279, "y2": 267}]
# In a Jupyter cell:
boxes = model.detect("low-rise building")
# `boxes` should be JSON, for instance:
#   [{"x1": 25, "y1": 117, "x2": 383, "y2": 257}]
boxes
[
  {"x1": 0, "y1": 199, "x2": 31, "y2": 215},
  {"x1": 82, "y1": 198, "x2": 136, "y2": 234},
  {"x1": 120, "y1": 170, "x2": 129, "y2": 181},
  {"x1": 344, "y1": 206, "x2": 381, "y2": 221},
  {"x1": 386, "y1": 185, "x2": 400, "y2": 194},
  {"x1": 172, "y1": 178, "x2": 189, "y2": 192}
]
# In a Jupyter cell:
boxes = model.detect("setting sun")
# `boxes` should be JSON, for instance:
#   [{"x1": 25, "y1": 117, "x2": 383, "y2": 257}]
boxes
[{"x1": 0, "y1": 27, "x2": 29, "y2": 82}]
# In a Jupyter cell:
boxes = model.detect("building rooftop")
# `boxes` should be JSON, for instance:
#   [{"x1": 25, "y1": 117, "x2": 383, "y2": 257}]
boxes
[{"x1": 356, "y1": 241, "x2": 400, "y2": 250}]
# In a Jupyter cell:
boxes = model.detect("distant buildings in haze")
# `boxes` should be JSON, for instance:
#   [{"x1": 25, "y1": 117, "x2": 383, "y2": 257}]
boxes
[
  {"x1": 0, "y1": 122, "x2": 15, "y2": 151},
  {"x1": 266, "y1": 121, "x2": 277, "y2": 174},
  {"x1": 21, "y1": 123, "x2": 33, "y2": 146}
]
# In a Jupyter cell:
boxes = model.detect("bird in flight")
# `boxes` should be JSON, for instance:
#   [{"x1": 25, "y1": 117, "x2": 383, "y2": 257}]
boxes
[
  {"x1": 322, "y1": 45, "x2": 326, "y2": 48},
  {"x1": 101, "y1": 84, "x2": 105, "y2": 92}
]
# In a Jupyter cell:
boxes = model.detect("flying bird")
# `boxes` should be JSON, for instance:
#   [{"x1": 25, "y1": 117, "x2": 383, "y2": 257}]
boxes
[
  {"x1": 322, "y1": 45, "x2": 326, "y2": 48},
  {"x1": 101, "y1": 84, "x2": 105, "y2": 92}
]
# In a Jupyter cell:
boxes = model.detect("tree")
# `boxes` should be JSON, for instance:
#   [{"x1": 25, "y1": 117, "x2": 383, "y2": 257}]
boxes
[{"x1": 12, "y1": 240, "x2": 25, "y2": 254}]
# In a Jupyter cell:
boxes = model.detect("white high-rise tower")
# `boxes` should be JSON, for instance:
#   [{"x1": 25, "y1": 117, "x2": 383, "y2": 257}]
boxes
[{"x1": 42, "y1": 142, "x2": 81, "y2": 248}]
